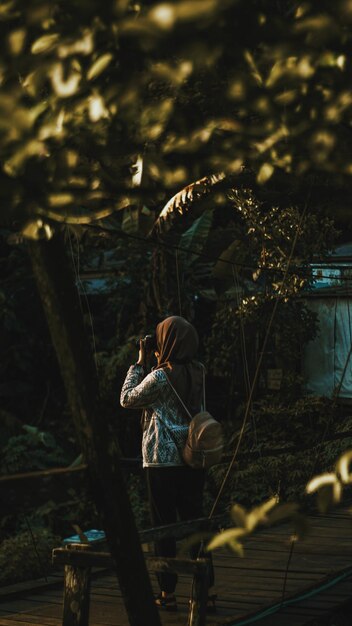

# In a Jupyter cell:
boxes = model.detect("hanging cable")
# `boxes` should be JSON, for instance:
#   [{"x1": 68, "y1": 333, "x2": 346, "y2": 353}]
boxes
[
  {"x1": 66, "y1": 227, "x2": 99, "y2": 375},
  {"x1": 208, "y1": 206, "x2": 307, "y2": 519},
  {"x1": 24, "y1": 515, "x2": 48, "y2": 583},
  {"x1": 87, "y1": 223, "x2": 352, "y2": 284},
  {"x1": 232, "y1": 265, "x2": 251, "y2": 403},
  {"x1": 226, "y1": 566, "x2": 352, "y2": 626},
  {"x1": 280, "y1": 536, "x2": 296, "y2": 605},
  {"x1": 175, "y1": 248, "x2": 182, "y2": 316}
]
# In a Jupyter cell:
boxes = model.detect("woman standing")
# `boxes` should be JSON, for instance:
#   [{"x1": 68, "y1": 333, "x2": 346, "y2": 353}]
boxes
[{"x1": 120, "y1": 315, "x2": 214, "y2": 611}]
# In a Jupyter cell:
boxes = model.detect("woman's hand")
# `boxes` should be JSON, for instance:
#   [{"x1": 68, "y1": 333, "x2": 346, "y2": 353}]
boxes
[{"x1": 136, "y1": 339, "x2": 146, "y2": 367}]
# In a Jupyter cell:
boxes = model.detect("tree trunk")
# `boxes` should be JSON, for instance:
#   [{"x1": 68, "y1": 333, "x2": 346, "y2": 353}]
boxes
[{"x1": 28, "y1": 235, "x2": 161, "y2": 626}]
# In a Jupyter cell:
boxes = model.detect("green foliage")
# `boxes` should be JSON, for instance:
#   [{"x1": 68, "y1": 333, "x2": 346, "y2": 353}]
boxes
[
  {"x1": 202, "y1": 197, "x2": 336, "y2": 392},
  {"x1": 0, "y1": 232, "x2": 66, "y2": 427},
  {"x1": 204, "y1": 395, "x2": 350, "y2": 510},
  {"x1": 207, "y1": 446, "x2": 352, "y2": 559},
  {"x1": 96, "y1": 339, "x2": 137, "y2": 399},
  {"x1": 23, "y1": 488, "x2": 99, "y2": 538},
  {"x1": 126, "y1": 473, "x2": 149, "y2": 530},
  {"x1": 1, "y1": 0, "x2": 351, "y2": 587},
  {"x1": 0, "y1": 428, "x2": 68, "y2": 474},
  {"x1": 248, "y1": 395, "x2": 337, "y2": 448},
  {"x1": 0, "y1": 528, "x2": 60, "y2": 586},
  {"x1": 179, "y1": 209, "x2": 214, "y2": 268},
  {"x1": 0, "y1": 0, "x2": 352, "y2": 235}
]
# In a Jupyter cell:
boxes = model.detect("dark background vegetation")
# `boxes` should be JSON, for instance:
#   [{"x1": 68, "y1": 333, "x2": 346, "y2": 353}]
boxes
[{"x1": 1, "y1": 0, "x2": 352, "y2": 585}]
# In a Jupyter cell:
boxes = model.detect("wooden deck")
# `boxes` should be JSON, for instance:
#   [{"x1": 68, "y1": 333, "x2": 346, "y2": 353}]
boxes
[{"x1": 0, "y1": 506, "x2": 352, "y2": 626}]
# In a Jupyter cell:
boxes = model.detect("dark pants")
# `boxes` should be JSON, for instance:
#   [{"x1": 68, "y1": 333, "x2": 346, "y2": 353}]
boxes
[{"x1": 146, "y1": 466, "x2": 214, "y2": 593}]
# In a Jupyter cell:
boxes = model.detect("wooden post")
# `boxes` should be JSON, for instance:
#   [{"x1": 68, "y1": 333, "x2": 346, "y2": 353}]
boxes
[
  {"x1": 28, "y1": 235, "x2": 161, "y2": 626},
  {"x1": 62, "y1": 544, "x2": 91, "y2": 626},
  {"x1": 187, "y1": 559, "x2": 209, "y2": 626}
]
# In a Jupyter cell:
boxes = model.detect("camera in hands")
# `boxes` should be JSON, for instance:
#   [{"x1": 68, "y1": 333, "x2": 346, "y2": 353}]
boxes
[{"x1": 136, "y1": 334, "x2": 157, "y2": 352}]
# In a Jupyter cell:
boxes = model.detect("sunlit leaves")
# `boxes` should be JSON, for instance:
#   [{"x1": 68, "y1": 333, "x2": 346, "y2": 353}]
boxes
[
  {"x1": 0, "y1": 1, "x2": 19, "y2": 21},
  {"x1": 294, "y1": 13, "x2": 339, "y2": 46},
  {"x1": 89, "y1": 94, "x2": 109, "y2": 121},
  {"x1": 257, "y1": 163, "x2": 274, "y2": 184},
  {"x1": 306, "y1": 450, "x2": 352, "y2": 513},
  {"x1": 207, "y1": 453, "x2": 352, "y2": 560},
  {"x1": 148, "y1": 0, "x2": 220, "y2": 30},
  {"x1": 155, "y1": 173, "x2": 225, "y2": 232},
  {"x1": 162, "y1": 117, "x2": 241, "y2": 155},
  {"x1": 7, "y1": 28, "x2": 26, "y2": 55},
  {"x1": 228, "y1": 78, "x2": 246, "y2": 101},
  {"x1": 4, "y1": 139, "x2": 48, "y2": 176},
  {"x1": 230, "y1": 503, "x2": 247, "y2": 527},
  {"x1": 336, "y1": 450, "x2": 352, "y2": 484},
  {"x1": 49, "y1": 62, "x2": 81, "y2": 98},
  {"x1": 340, "y1": 0, "x2": 352, "y2": 22},
  {"x1": 310, "y1": 131, "x2": 336, "y2": 164},
  {"x1": 0, "y1": 96, "x2": 47, "y2": 143},
  {"x1": 255, "y1": 126, "x2": 289, "y2": 156},
  {"x1": 57, "y1": 30, "x2": 94, "y2": 58},
  {"x1": 207, "y1": 496, "x2": 278, "y2": 555},
  {"x1": 87, "y1": 53, "x2": 113, "y2": 81},
  {"x1": 140, "y1": 99, "x2": 174, "y2": 140},
  {"x1": 31, "y1": 33, "x2": 59, "y2": 55},
  {"x1": 307, "y1": 472, "x2": 340, "y2": 494},
  {"x1": 131, "y1": 155, "x2": 143, "y2": 188},
  {"x1": 239, "y1": 497, "x2": 278, "y2": 532},
  {"x1": 206, "y1": 527, "x2": 246, "y2": 556},
  {"x1": 244, "y1": 50, "x2": 263, "y2": 86},
  {"x1": 150, "y1": 59, "x2": 193, "y2": 86},
  {"x1": 22, "y1": 219, "x2": 54, "y2": 240},
  {"x1": 36, "y1": 207, "x2": 115, "y2": 224},
  {"x1": 1, "y1": 0, "x2": 352, "y2": 232},
  {"x1": 266, "y1": 56, "x2": 315, "y2": 89},
  {"x1": 149, "y1": 3, "x2": 175, "y2": 29},
  {"x1": 325, "y1": 91, "x2": 352, "y2": 123},
  {"x1": 48, "y1": 193, "x2": 74, "y2": 207}
]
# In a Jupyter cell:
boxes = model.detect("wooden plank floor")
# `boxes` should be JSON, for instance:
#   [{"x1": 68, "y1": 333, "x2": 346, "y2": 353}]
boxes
[{"x1": 0, "y1": 507, "x2": 352, "y2": 626}]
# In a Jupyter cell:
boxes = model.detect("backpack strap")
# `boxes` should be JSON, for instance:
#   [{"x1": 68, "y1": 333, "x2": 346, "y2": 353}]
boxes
[
  {"x1": 163, "y1": 364, "x2": 206, "y2": 419},
  {"x1": 201, "y1": 364, "x2": 206, "y2": 411}
]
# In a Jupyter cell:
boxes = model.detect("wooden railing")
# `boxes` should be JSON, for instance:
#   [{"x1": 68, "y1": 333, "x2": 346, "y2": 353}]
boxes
[{"x1": 52, "y1": 513, "x2": 228, "y2": 626}]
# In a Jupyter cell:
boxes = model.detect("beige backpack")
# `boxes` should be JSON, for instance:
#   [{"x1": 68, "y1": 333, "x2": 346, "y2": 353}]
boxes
[{"x1": 165, "y1": 368, "x2": 224, "y2": 469}]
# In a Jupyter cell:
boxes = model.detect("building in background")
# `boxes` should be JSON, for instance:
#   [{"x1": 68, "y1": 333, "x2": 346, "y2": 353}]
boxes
[{"x1": 303, "y1": 243, "x2": 352, "y2": 403}]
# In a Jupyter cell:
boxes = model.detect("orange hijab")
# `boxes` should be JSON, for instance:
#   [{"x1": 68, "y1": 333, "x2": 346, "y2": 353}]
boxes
[{"x1": 154, "y1": 316, "x2": 203, "y2": 415}]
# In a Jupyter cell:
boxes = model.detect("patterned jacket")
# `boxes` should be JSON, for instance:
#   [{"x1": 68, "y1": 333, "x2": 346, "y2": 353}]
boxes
[{"x1": 120, "y1": 364, "x2": 190, "y2": 467}]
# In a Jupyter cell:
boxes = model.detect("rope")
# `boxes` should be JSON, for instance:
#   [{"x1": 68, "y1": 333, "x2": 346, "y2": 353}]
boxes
[{"x1": 208, "y1": 206, "x2": 307, "y2": 518}]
